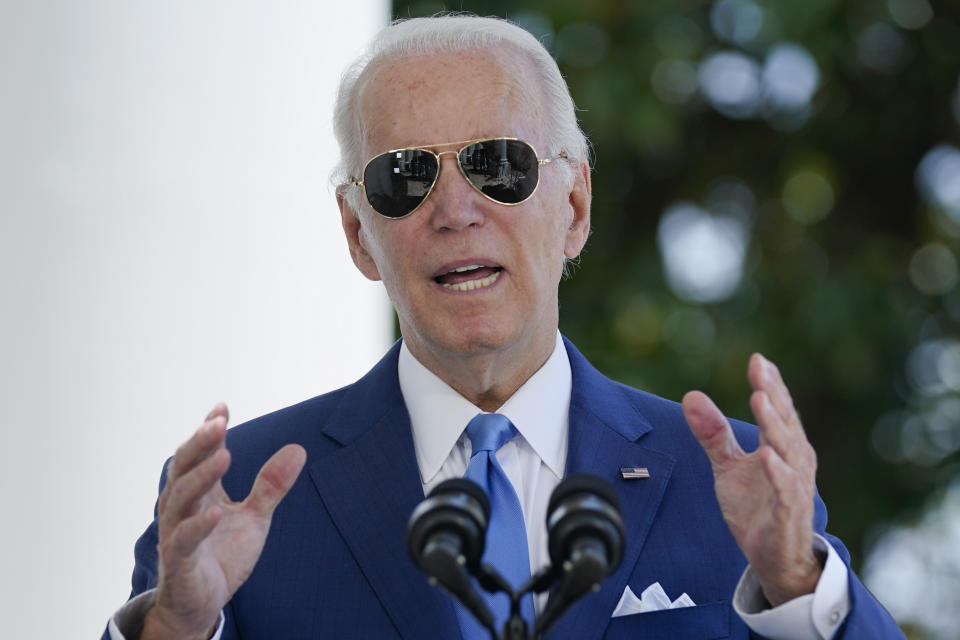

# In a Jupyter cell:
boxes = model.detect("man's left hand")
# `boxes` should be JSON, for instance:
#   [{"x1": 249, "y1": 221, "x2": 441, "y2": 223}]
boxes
[{"x1": 682, "y1": 353, "x2": 822, "y2": 606}]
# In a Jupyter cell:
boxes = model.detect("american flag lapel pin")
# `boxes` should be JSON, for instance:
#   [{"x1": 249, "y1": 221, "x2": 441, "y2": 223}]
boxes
[{"x1": 620, "y1": 466, "x2": 650, "y2": 479}]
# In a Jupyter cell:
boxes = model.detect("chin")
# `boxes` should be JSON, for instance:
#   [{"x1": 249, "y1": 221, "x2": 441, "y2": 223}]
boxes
[
  {"x1": 440, "y1": 326, "x2": 514, "y2": 356},
  {"x1": 410, "y1": 314, "x2": 519, "y2": 359}
]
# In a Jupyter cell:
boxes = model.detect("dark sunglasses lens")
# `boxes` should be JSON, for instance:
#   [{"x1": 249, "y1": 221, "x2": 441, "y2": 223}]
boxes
[
  {"x1": 459, "y1": 139, "x2": 539, "y2": 204},
  {"x1": 363, "y1": 149, "x2": 439, "y2": 218}
]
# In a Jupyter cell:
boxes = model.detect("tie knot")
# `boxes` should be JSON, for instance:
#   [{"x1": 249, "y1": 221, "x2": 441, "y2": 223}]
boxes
[{"x1": 466, "y1": 413, "x2": 517, "y2": 453}]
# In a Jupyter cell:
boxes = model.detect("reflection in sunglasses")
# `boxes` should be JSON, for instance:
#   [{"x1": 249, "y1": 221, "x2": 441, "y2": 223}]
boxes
[{"x1": 349, "y1": 137, "x2": 565, "y2": 219}]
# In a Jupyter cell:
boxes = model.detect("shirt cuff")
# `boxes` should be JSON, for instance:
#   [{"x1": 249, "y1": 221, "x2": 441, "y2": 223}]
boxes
[
  {"x1": 107, "y1": 589, "x2": 225, "y2": 640},
  {"x1": 733, "y1": 534, "x2": 851, "y2": 640}
]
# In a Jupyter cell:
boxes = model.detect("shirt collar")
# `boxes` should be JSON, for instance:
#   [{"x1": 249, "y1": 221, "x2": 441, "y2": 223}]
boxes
[{"x1": 399, "y1": 331, "x2": 571, "y2": 484}]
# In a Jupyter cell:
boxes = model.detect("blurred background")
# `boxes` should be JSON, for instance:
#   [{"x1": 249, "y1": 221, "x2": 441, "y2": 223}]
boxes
[{"x1": 387, "y1": 0, "x2": 960, "y2": 637}]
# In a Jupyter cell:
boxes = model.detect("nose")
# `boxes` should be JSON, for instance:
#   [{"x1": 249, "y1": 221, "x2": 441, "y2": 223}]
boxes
[{"x1": 425, "y1": 153, "x2": 487, "y2": 232}]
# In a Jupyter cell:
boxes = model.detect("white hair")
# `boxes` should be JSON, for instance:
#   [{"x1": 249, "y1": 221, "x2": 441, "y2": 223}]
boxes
[{"x1": 331, "y1": 14, "x2": 590, "y2": 212}]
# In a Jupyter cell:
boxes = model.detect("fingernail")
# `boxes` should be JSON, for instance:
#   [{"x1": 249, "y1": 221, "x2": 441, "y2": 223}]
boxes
[
  {"x1": 760, "y1": 355, "x2": 772, "y2": 373},
  {"x1": 206, "y1": 403, "x2": 222, "y2": 419}
]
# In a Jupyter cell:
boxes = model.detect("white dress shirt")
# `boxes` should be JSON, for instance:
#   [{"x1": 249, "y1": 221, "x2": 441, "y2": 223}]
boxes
[{"x1": 109, "y1": 331, "x2": 850, "y2": 639}]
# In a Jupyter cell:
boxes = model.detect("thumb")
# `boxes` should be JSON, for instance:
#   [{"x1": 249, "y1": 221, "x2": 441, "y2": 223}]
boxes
[
  {"x1": 682, "y1": 391, "x2": 744, "y2": 468},
  {"x1": 246, "y1": 444, "x2": 307, "y2": 517}
]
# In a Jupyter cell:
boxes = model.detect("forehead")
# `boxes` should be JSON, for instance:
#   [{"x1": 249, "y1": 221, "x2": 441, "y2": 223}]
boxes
[{"x1": 355, "y1": 49, "x2": 545, "y2": 155}]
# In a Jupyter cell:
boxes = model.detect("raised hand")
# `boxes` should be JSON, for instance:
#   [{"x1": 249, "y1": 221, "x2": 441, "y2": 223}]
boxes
[
  {"x1": 141, "y1": 404, "x2": 307, "y2": 640},
  {"x1": 682, "y1": 354, "x2": 821, "y2": 607}
]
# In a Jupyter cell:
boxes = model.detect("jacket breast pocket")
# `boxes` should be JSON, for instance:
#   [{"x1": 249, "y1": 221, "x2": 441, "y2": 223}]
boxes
[{"x1": 602, "y1": 601, "x2": 731, "y2": 640}]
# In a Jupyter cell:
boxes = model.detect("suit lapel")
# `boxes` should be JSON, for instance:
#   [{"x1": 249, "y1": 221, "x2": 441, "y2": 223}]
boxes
[
  {"x1": 307, "y1": 343, "x2": 461, "y2": 640},
  {"x1": 543, "y1": 339, "x2": 676, "y2": 640}
]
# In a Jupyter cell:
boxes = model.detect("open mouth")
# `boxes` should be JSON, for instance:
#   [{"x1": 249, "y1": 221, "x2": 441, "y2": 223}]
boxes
[{"x1": 434, "y1": 264, "x2": 503, "y2": 292}]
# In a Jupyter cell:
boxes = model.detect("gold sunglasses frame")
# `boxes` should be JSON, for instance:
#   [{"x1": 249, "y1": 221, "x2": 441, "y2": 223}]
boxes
[{"x1": 349, "y1": 137, "x2": 567, "y2": 219}]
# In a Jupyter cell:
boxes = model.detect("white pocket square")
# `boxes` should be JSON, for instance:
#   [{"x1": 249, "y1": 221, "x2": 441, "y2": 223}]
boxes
[{"x1": 611, "y1": 582, "x2": 696, "y2": 618}]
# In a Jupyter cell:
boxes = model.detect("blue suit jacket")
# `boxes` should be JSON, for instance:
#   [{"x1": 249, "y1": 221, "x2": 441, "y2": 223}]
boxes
[{"x1": 113, "y1": 338, "x2": 903, "y2": 639}]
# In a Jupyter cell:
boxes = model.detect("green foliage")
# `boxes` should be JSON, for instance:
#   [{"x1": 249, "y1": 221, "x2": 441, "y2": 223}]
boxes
[{"x1": 393, "y1": 0, "x2": 960, "y2": 568}]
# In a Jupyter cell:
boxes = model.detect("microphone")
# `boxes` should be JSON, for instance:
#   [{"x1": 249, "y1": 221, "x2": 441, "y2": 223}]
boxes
[
  {"x1": 408, "y1": 474, "x2": 625, "y2": 639},
  {"x1": 536, "y1": 474, "x2": 626, "y2": 635},
  {"x1": 407, "y1": 478, "x2": 496, "y2": 633}
]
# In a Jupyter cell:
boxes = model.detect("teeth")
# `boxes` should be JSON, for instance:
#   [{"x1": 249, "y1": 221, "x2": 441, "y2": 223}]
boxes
[
  {"x1": 451, "y1": 264, "x2": 484, "y2": 273},
  {"x1": 442, "y1": 269, "x2": 501, "y2": 292}
]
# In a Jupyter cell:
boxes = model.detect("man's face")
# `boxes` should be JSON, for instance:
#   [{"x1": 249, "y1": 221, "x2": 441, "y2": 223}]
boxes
[{"x1": 340, "y1": 50, "x2": 590, "y2": 371}]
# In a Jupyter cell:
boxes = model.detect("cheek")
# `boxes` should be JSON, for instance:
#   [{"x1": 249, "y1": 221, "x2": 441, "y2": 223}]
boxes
[
  {"x1": 354, "y1": 221, "x2": 396, "y2": 280},
  {"x1": 359, "y1": 220, "x2": 391, "y2": 265},
  {"x1": 361, "y1": 224, "x2": 417, "y2": 290},
  {"x1": 520, "y1": 218, "x2": 568, "y2": 287}
]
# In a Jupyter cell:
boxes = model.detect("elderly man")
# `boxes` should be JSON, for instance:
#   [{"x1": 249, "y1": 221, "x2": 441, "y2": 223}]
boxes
[{"x1": 106, "y1": 15, "x2": 903, "y2": 640}]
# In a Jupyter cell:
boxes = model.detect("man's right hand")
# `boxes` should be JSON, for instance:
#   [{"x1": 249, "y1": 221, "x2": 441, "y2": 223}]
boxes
[{"x1": 141, "y1": 403, "x2": 307, "y2": 640}]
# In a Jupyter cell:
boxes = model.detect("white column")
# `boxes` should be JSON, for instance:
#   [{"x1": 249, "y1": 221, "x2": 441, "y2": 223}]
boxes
[{"x1": 0, "y1": 1, "x2": 391, "y2": 636}]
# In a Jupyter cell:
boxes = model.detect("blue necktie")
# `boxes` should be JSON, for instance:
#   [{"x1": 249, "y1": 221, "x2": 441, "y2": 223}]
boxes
[{"x1": 455, "y1": 413, "x2": 535, "y2": 639}]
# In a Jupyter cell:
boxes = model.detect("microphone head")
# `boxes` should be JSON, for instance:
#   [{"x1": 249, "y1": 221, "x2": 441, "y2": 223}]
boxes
[
  {"x1": 546, "y1": 473, "x2": 625, "y2": 573},
  {"x1": 407, "y1": 478, "x2": 490, "y2": 572}
]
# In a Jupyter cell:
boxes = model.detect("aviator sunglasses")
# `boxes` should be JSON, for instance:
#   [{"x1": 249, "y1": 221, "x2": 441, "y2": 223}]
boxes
[{"x1": 349, "y1": 137, "x2": 567, "y2": 219}]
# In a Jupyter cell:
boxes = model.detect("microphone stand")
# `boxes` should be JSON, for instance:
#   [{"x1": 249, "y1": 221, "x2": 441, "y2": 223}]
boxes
[
  {"x1": 472, "y1": 538, "x2": 612, "y2": 639},
  {"x1": 473, "y1": 563, "x2": 566, "y2": 640}
]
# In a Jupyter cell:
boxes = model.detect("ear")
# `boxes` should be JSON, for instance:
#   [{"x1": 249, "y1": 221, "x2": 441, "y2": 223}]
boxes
[
  {"x1": 337, "y1": 191, "x2": 382, "y2": 282},
  {"x1": 563, "y1": 159, "x2": 592, "y2": 259}
]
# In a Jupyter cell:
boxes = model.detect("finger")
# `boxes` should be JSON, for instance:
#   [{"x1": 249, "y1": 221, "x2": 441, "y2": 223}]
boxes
[
  {"x1": 748, "y1": 354, "x2": 801, "y2": 432},
  {"x1": 750, "y1": 390, "x2": 794, "y2": 465},
  {"x1": 205, "y1": 402, "x2": 229, "y2": 423},
  {"x1": 760, "y1": 442, "x2": 816, "y2": 500},
  {"x1": 167, "y1": 409, "x2": 229, "y2": 484},
  {"x1": 758, "y1": 445, "x2": 793, "y2": 495},
  {"x1": 245, "y1": 444, "x2": 307, "y2": 518},
  {"x1": 161, "y1": 448, "x2": 231, "y2": 522},
  {"x1": 758, "y1": 444, "x2": 816, "y2": 512},
  {"x1": 761, "y1": 414, "x2": 818, "y2": 484},
  {"x1": 159, "y1": 418, "x2": 227, "y2": 515},
  {"x1": 682, "y1": 391, "x2": 746, "y2": 468},
  {"x1": 169, "y1": 505, "x2": 223, "y2": 559}
]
